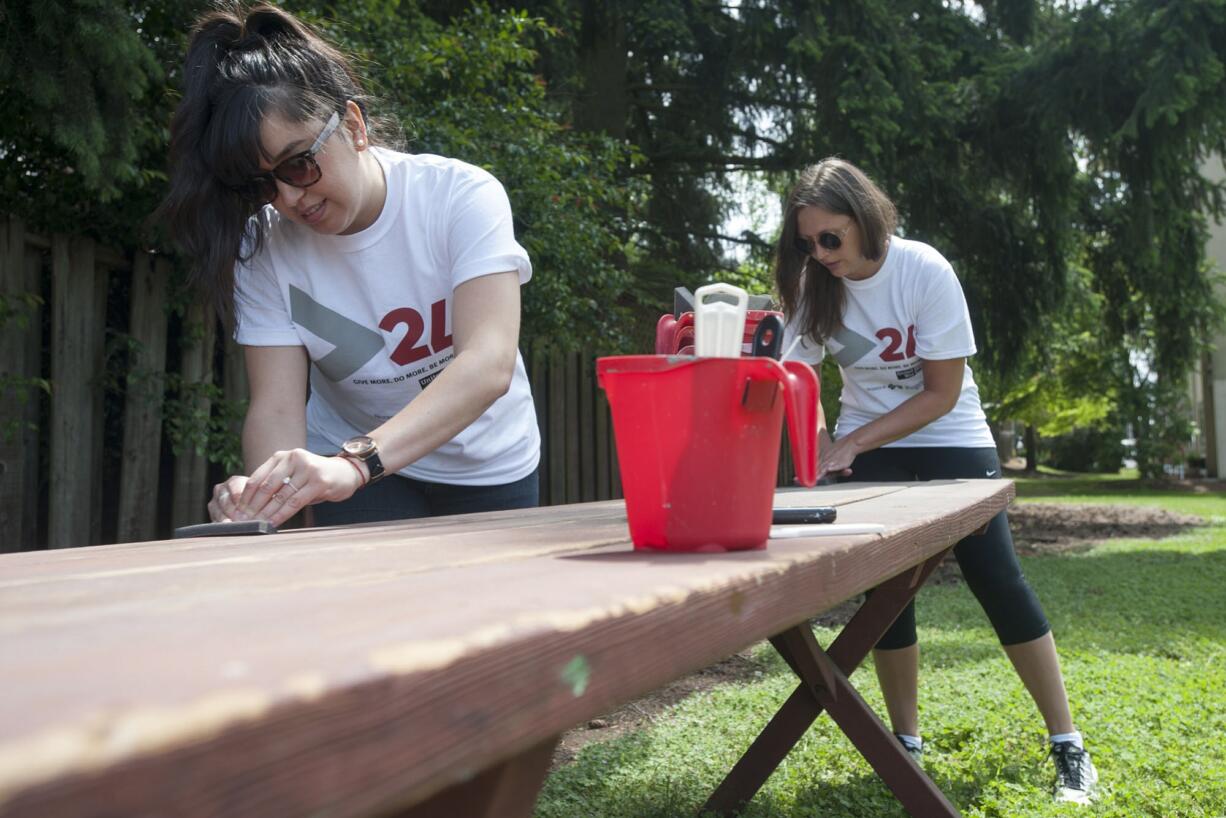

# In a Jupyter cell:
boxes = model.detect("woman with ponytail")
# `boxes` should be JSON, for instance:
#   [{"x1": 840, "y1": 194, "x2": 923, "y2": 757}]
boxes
[{"x1": 157, "y1": 4, "x2": 540, "y2": 527}]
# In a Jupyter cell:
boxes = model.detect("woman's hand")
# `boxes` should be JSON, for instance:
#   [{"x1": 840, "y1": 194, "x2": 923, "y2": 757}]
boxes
[
  {"x1": 208, "y1": 475, "x2": 250, "y2": 523},
  {"x1": 221, "y1": 449, "x2": 366, "y2": 528},
  {"x1": 817, "y1": 433, "x2": 860, "y2": 482},
  {"x1": 813, "y1": 358, "x2": 966, "y2": 483}
]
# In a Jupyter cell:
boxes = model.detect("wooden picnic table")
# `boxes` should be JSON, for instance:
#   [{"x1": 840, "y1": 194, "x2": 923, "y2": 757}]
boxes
[{"x1": 0, "y1": 479, "x2": 1012, "y2": 818}]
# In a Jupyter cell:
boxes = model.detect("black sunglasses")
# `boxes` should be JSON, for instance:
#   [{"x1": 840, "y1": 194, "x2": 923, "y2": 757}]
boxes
[
  {"x1": 793, "y1": 224, "x2": 851, "y2": 256},
  {"x1": 234, "y1": 111, "x2": 342, "y2": 205}
]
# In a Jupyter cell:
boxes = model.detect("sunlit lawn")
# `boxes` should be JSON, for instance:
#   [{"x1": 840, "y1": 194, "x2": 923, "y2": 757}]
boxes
[
  {"x1": 1013, "y1": 467, "x2": 1226, "y2": 520},
  {"x1": 536, "y1": 474, "x2": 1226, "y2": 817}
]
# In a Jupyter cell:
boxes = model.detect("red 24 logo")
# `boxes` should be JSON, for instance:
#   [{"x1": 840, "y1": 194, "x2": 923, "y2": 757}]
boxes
[
  {"x1": 379, "y1": 299, "x2": 453, "y2": 365},
  {"x1": 876, "y1": 325, "x2": 916, "y2": 362}
]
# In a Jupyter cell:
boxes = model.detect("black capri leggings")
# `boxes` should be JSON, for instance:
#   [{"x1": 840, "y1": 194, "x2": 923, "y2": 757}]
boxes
[{"x1": 844, "y1": 447, "x2": 1050, "y2": 650}]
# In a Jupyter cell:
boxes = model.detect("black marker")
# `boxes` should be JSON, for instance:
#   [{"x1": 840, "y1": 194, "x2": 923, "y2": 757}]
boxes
[{"x1": 771, "y1": 506, "x2": 838, "y2": 525}]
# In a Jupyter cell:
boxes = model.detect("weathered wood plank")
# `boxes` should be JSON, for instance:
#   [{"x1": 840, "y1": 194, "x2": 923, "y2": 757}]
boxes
[
  {"x1": 0, "y1": 481, "x2": 1012, "y2": 818},
  {"x1": 547, "y1": 345, "x2": 565, "y2": 505},
  {"x1": 1, "y1": 483, "x2": 907, "y2": 583},
  {"x1": 0, "y1": 217, "x2": 38, "y2": 552},
  {"x1": 393, "y1": 735, "x2": 558, "y2": 818},
  {"x1": 777, "y1": 425, "x2": 795, "y2": 487},
  {"x1": 88, "y1": 255, "x2": 110, "y2": 544},
  {"x1": 223, "y1": 328, "x2": 249, "y2": 416},
  {"x1": 19, "y1": 251, "x2": 43, "y2": 549},
  {"x1": 170, "y1": 303, "x2": 217, "y2": 529},
  {"x1": 117, "y1": 255, "x2": 169, "y2": 544},
  {"x1": 610, "y1": 412, "x2": 623, "y2": 499},
  {"x1": 579, "y1": 350, "x2": 596, "y2": 502},
  {"x1": 47, "y1": 236, "x2": 100, "y2": 549},
  {"x1": 221, "y1": 328, "x2": 249, "y2": 486},
  {"x1": 19, "y1": 230, "x2": 125, "y2": 269},
  {"x1": 527, "y1": 342, "x2": 548, "y2": 502},
  {"x1": 594, "y1": 387, "x2": 610, "y2": 500},
  {"x1": 564, "y1": 349, "x2": 580, "y2": 504}
]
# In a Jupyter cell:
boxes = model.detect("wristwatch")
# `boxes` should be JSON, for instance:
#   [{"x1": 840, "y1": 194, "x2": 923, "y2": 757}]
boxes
[{"x1": 338, "y1": 435, "x2": 386, "y2": 484}]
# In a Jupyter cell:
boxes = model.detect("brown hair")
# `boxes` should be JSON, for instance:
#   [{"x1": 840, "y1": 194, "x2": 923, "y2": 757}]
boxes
[
  {"x1": 775, "y1": 158, "x2": 897, "y2": 345},
  {"x1": 153, "y1": 4, "x2": 390, "y2": 326}
]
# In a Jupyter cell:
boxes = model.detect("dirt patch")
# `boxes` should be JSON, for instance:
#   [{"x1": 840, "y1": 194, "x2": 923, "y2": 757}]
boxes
[
  {"x1": 1009, "y1": 502, "x2": 1203, "y2": 556},
  {"x1": 550, "y1": 502, "x2": 1204, "y2": 769}
]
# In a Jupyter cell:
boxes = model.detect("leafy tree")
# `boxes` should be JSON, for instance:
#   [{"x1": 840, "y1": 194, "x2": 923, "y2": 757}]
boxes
[
  {"x1": 306, "y1": 0, "x2": 642, "y2": 350},
  {"x1": 473, "y1": 0, "x2": 1226, "y2": 473},
  {"x1": 986, "y1": 263, "x2": 1121, "y2": 470},
  {"x1": 1036, "y1": 0, "x2": 1226, "y2": 474},
  {"x1": 5, "y1": 0, "x2": 1226, "y2": 480},
  {"x1": 0, "y1": 0, "x2": 175, "y2": 238}
]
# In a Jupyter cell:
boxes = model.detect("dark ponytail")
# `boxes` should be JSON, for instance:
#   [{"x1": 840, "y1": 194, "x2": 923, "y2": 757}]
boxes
[{"x1": 153, "y1": 4, "x2": 383, "y2": 326}]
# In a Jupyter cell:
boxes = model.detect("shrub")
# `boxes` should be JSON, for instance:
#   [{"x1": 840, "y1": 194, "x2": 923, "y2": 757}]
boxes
[{"x1": 1041, "y1": 427, "x2": 1124, "y2": 473}]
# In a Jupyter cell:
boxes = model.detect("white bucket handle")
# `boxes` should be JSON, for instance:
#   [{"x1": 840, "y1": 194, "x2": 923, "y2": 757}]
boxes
[
  {"x1": 693, "y1": 283, "x2": 749, "y2": 358},
  {"x1": 694, "y1": 282, "x2": 749, "y2": 312}
]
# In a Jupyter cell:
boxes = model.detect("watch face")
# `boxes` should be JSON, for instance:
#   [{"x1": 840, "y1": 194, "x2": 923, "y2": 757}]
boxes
[{"x1": 342, "y1": 436, "x2": 376, "y2": 458}]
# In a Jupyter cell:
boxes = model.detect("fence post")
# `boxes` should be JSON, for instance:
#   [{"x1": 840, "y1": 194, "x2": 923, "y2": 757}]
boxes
[
  {"x1": 610, "y1": 406, "x2": 622, "y2": 500},
  {"x1": 23, "y1": 249, "x2": 41, "y2": 544},
  {"x1": 547, "y1": 345, "x2": 565, "y2": 506},
  {"x1": 89, "y1": 253, "x2": 111, "y2": 544},
  {"x1": 223, "y1": 331, "x2": 249, "y2": 430},
  {"x1": 529, "y1": 341, "x2": 548, "y2": 505},
  {"x1": 48, "y1": 235, "x2": 102, "y2": 548},
  {"x1": 1, "y1": 217, "x2": 40, "y2": 551},
  {"x1": 595, "y1": 380, "x2": 610, "y2": 501},
  {"x1": 565, "y1": 350, "x2": 580, "y2": 504},
  {"x1": 117, "y1": 255, "x2": 170, "y2": 543},
  {"x1": 579, "y1": 350, "x2": 596, "y2": 502},
  {"x1": 171, "y1": 302, "x2": 217, "y2": 529}
]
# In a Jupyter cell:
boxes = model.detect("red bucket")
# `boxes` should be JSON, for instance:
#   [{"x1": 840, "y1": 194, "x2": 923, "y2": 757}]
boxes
[{"x1": 597, "y1": 355, "x2": 819, "y2": 551}]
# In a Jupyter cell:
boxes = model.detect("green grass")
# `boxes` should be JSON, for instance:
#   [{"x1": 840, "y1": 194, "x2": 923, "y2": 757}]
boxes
[
  {"x1": 1013, "y1": 472, "x2": 1226, "y2": 520},
  {"x1": 536, "y1": 474, "x2": 1226, "y2": 817}
]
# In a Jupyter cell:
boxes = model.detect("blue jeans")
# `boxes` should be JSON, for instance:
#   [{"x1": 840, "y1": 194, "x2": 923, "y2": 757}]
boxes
[{"x1": 311, "y1": 467, "x2": 540, "y2": 527}]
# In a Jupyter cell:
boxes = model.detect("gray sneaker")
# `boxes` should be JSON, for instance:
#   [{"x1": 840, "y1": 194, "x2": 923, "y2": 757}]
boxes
[
  {"x1": 894, "y1": 733, "x2": 924, "y2": 766},
  {"x1": 1050, "y1": 741, "x2": 1098, "y2": 804}
]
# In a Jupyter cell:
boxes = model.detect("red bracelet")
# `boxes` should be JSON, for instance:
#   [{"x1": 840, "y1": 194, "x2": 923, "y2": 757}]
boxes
[{"x1": 340, "y1": 455, "x2": 368, "y2": 488}]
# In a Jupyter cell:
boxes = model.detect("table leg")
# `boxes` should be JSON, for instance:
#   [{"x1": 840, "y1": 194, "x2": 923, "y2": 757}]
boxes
[
  {"x1": 393, "y1": 735, "x2": 559, "y2": 818},
  {"x1": 776, "y1": 625, "x2": 960, "y2": 816},
  {"x1": 702, "y1": 547, "x2": 957, "y2": 817}
]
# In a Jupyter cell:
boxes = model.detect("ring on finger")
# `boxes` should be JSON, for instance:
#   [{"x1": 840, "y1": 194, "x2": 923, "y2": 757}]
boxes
[
  {"x1": 281, "y1": 475, "x2": 297, "y2": 491},
  {"x1": 219, "y1": 489, "x2": 231, "y2": 502}
]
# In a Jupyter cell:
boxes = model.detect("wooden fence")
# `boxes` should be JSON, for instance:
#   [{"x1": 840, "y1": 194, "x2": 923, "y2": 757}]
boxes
[
  {"x1": 0, "y1": 216, "x2": 795, "y2": 552},
  {"x1": 0, "y1": 218, "x2": 227, "y2": 551}
]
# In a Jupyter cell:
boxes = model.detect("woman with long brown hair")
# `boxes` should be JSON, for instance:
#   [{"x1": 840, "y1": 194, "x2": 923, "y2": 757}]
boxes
[{"x1": 777, "y1": 157, "x2": 1097, "y2": 805}]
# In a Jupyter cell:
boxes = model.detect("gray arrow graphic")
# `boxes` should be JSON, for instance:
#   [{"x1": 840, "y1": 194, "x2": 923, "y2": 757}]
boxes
[
  {"x1": 829, "y1": 325, "x2": 877, "y2": 367},
  {"x1": 289, "y1": 285, "x2": 384, "y2": 381}
]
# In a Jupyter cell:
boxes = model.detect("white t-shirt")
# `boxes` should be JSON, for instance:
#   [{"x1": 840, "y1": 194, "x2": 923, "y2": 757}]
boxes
[
  {"x1": 781, "y1": 236, "x2": 995, "y2": 448},
  {"x1": 234, "y1": 148, "x2": 541, "y2": 485}
]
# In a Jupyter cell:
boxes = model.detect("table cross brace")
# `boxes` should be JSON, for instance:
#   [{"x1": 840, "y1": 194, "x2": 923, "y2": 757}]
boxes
[
  {"x1": 702, "y1": 546, "x2": 961, "y2": 817},
  {"x1": 392, "y1": 735, "x2": 559, "y2": 818}
]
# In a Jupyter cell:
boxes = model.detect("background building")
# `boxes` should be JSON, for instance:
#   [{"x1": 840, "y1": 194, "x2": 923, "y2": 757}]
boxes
[{"x1": 1195, "y1": 155, "x2": 1226, "y2": 477}]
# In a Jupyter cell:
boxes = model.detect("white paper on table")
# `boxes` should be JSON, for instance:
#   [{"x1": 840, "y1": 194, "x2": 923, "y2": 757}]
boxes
[{"x1": 769, "y1": 523, "x2": 887, "y2": 538}]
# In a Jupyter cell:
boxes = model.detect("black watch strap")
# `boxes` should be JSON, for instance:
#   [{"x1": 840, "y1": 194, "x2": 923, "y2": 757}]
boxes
[
  {"x1": 358, "y1": 450, "x2": 386, "y2": 483},
  {"x1": 340, "y1": 436, "x2": 386, "y2": 484}
]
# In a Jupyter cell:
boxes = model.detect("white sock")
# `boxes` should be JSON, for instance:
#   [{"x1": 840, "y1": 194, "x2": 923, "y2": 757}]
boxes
[
  {"x1": 1049, "y1": 731, "x2": 1084, "y2": 749},
  {"x1": 895, "y1": 733, "x2": 923, "y2": 751}
]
